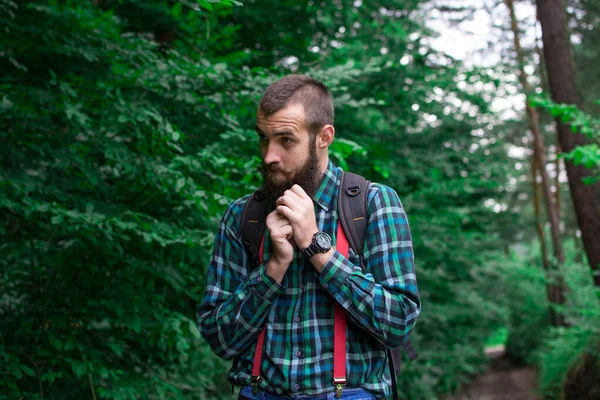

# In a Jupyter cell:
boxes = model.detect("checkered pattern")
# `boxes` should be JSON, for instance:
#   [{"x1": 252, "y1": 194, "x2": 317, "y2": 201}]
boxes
[{"x1": 198, "y1": 162, "x2": 420, "y2": 399}]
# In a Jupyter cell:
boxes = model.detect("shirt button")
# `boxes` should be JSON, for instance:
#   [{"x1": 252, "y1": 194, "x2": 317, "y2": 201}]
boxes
[
  {"x1": 323, "y1": 283, "x2": 328, "y2": 289},
  {"x1": 294, "y1": 383, "x2": 300, "y2": 390},
  {"x1": 299, "y1": 284, "x2": 305, "y2": 291},
  {"x1": 294, "y1": 317, "x2": 300, "y2": 323},
  {"x1": 296, "y1": 350, "x2": 302, "y2": 357},
  {"x1": 257, "y1": 276, "x2": 263, "y2": 282}
]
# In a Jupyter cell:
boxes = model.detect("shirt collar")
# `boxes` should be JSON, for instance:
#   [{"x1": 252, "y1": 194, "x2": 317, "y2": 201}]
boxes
[{"x1": 313, "y1": 161, "x2": 341, "y2": 212}]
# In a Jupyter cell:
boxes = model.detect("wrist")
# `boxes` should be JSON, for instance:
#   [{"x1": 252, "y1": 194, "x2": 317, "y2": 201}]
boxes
[
  {"x1": 265, "y1": 258, "x2": 289, "y2": 284},
  {"x1": 298, "y1": 229, "x2": 319, "y2": 250},
  {"x1": 309, "y1": 247, "x2": 335, "y2": 273},
  {"x1": 268, "y1": 254, "x2": 292, "y2": 268}
]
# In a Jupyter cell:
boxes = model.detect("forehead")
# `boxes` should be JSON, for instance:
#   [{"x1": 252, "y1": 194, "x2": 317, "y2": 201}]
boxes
[{"x1": 256, "y1": 103, "x2": 307, "y2": 133}]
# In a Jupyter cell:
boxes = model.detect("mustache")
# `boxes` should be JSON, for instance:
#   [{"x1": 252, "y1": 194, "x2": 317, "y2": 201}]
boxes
[{"x1": 260, "y1": 163, "x2": 287, "y2": 174}]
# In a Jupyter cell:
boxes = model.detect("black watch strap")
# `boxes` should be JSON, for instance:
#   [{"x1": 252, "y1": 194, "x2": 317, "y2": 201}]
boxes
[{"x1": 302, "y1": 245, "x2": 318, "y2": 258}]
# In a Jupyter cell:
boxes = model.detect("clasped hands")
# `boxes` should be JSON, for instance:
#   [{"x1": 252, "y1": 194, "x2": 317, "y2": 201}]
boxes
[{"x1": 265, "y1": 184, "x2": 319, "y2": 283}]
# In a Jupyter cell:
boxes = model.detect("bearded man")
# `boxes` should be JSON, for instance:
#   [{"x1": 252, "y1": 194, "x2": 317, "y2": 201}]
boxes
[{"x1": 198, "y1": 74, "x2": 420, "y2": 400}]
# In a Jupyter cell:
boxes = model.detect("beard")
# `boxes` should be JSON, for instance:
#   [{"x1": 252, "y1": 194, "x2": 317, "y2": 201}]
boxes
[{"x1": 260, "y1": 136, "x2": 321, "y2": 200}]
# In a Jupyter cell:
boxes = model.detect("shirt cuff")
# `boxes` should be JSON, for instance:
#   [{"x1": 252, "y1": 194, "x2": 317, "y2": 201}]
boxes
[
  {"x1": 247, "y1": 263, "x2": 287, "y2": 302},
  {"x1": 318, "y1": 250, "x2": 353, "y2": 295}
]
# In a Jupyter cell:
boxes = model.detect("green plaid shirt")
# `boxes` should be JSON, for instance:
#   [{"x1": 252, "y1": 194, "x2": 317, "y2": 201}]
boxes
[{"x1": 198, "y1": 162, "x2": 420, "y2": 399}]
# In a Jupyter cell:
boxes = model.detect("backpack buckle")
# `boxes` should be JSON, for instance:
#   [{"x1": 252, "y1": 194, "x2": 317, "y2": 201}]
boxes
[{"x1": 346, "y1": 186, "x2": 360, "y2": 196}]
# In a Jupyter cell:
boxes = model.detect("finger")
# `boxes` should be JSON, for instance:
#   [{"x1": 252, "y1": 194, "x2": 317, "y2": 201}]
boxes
[
  {"x1": 276, "y1": 188, "x2": 302, "y2": 203},
  {"x1": 267, "y1": 209, "x2": 280, "y2": 219},
  {"x1": 290, "y1": 184, "x2": 310, "y2": 199},
  {"x1": 276, "y1": 217, "x2": 292, "y2": 230},
  {"x1": 269, "y1": 207, "x2": 290, "y2": 219},
  {"x1": 276, "y1": 204, "x2": 295, "y2": 221},
  {"x1": 276, "y1": 193, "x2": 301, "y2": 211},
  {"x1": 280, "y1": 224, "x2": 293, "y2": 237},
  {"x1": 267, "y1": 210, "x2": 290, "y2": 228}
]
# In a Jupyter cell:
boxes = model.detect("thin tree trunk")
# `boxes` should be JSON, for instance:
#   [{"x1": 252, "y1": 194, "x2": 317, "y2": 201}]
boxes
[
  {"x1": 530, "y1": 157, "x2": 560, "y2": 324},
  {"x1": 505, "y1": 0, "x2": 566, "y2": 326},
  {"x1": 536, "y1": 0, "x2": 600, "y2": 287},
  {"x1": 555, "y1": 144, "x2": 561, "y2": 222},
  {"x1": 531, "y1": 158, "x2": 550, "y2": 271},
  {"x1": 535, "y1": 29, "x2": 549, "y2": 94},
  {"x1": 505, "y1": 0, "x2": 565, "y2": 265}
]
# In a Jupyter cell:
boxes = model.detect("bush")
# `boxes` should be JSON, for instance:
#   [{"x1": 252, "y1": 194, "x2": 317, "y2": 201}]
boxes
[{"x1": 537, "y1": 253, "x2": 600, "y2": 399}]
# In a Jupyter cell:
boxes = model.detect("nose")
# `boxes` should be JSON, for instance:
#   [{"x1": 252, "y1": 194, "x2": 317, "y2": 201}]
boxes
[{"x1": 262, "y1": 143, "x2": 281, "y2": 165}]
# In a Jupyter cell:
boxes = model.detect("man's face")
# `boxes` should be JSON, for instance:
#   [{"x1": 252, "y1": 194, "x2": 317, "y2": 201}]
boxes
[{"x1": 256, "y1": 103, "x2": 321, "y2": 199}]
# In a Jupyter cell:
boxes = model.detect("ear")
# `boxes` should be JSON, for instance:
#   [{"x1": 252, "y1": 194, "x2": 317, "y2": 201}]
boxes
[{"x1": 317, "y1": 124, "x2": 335, "y2": 149}]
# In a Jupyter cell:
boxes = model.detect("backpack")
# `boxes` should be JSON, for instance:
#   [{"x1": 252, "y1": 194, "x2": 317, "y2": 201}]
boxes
[{"x1": 241, "y1": 171, "x2": 417, "y2": 400}]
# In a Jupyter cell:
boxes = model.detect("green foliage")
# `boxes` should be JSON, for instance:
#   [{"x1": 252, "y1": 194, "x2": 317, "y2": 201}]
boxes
[
  {"x1": 531, "y1": 96, "x2": 600, "y2": 184},
  {"x1": 488, "y1": 243, "x2": 551, "y2": 364},
  {"x1": 485, "y1": 327, "x2": 508, "y2": 348},
  {"x1": 537, "y1": 246, "x2": 600, "y2": 398},
  {"x1": 493, "y1": 238, "x2": 600, "y2": 397},
  {"x1": 0, "y1": 0, "x2": 251, "y2": 398},
  {"x1": 0, "y1": 0, "x2": 556, "y2": 399}
]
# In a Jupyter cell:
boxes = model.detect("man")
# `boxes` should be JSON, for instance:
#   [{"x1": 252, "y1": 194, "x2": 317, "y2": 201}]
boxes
[{"x1": 198, "y1": 75, "x2": 420, "y2": 400}]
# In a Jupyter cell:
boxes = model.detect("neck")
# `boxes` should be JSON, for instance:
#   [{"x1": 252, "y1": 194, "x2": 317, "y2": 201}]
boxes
[{"x1": 318, "y1": 154, "x2": 329, "y2": 177}]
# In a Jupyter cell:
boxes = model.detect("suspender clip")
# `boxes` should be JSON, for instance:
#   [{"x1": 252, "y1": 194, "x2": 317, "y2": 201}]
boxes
[
  {"x1": 251, "y1": 375, "x2": 261, "y2": 395},
  {"x1": 333, "y1": 377, "x2": 346, "y2": 399}
]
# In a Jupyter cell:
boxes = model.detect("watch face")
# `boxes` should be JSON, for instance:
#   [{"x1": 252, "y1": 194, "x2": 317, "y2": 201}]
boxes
[{"x1": 315, "y1": 232, "x2": 332, "y2": 250}]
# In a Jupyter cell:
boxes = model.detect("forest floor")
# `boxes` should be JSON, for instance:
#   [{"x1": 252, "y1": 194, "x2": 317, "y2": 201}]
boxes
[{"x1": 445, "y1": 345, "x2": 540, "y2": 400}]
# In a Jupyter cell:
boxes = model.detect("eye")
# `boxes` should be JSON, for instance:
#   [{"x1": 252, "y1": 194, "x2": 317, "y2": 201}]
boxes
[{"x1": 282, "y1": 137, "x2": 293, "y2": 145}]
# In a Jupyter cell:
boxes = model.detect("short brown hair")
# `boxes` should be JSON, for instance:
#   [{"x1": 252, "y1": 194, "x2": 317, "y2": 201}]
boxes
[{"x1": 258, "y1": 74, "x2": 334, "y2": 135}]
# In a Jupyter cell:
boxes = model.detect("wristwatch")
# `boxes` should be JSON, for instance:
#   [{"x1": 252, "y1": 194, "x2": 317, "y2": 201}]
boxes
[{"x1": 301, "y1": 232, "x2": 332, "y2": 258}]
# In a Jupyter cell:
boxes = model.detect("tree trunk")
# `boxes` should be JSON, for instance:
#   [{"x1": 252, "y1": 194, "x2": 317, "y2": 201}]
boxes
[
  {"x1": 535, "y1": 23, "x2": 561, "y2": 223},
  {"x1": 505, "y1": 0, "x2": 565, "y2": 265},
  {"x1": 555, "y1": 144, "x2": 561, "y2": 222},
  {"x1": 531, "y1": 158, "x2": 550, "y2": 272},
  {"x1": 505, "y1": 0, "x2": 567, "y2": 326},
  {"x1": 536, "y1": 0, "x2": 600, "y2": 287}
]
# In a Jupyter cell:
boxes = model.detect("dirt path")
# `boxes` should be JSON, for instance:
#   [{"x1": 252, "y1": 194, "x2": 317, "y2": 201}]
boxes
[{"x1": 445, "y1": 346, "x2": 539, "y2": 400}]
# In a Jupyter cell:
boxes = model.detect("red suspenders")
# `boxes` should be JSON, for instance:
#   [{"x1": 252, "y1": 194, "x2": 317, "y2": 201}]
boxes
[
  {"x1": 333, "y1": 223, "x2": 349, "y2": 398},
  {"x1": 250, "y1": 224, "x2": 349, "y2": 398},
  {"x1": 250, "y1": 236, "x2": 266, "y2": 393}
]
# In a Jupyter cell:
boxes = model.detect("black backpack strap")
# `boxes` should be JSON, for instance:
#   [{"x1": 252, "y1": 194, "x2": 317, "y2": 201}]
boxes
[
  {"x1": 389, "y1": 340, "x2": 418, "y2": 374},
  {"x1": 388, "y1": 348, "x2": 399, "y2": 400},
  {"x1": 387, "y1": 339, "x2": 418, "y2": 400},
  {"x1": 338, "y1": 171, "x2": 418, "y2": 400},
  {"x1": 403, "y1": 339, "x2": 418, "y2": 361},
  {"x1": 337, "y1": 171, "x2": 370, "y2": 260},
  {"x1": 241, "y1": 188, "x2": 270, "y2": 270}
]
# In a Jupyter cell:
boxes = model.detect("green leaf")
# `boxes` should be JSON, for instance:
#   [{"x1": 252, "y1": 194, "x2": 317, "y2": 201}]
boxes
[
  {"x1": 176, "y1": 177, "x2": 186, "y2": 192},
  {"x1": 71, "y1": 363, "x2": 86, "y2": 378},
  {"x1": 172, "y1": 2, "x2": 183, "y2": 16},
  {"x1": 108, "y1": 341, "x2": 122, "y2": 356},
  {"x1": 130, "y1": 317, "x2": 142, "y2": 333},
  {"x1": 49, "y1": 335, "x2": 63, "y2": 350},
  {"x1": 21, "y1": 365, "x2": 36, "y2": 377},
  {"x1": 189, "y1": 319, "x2": 201, "y2": 339},
  {"x1": 64, "y1": 338, "x2": 76, "y2": 351},
  {"x1": 197, "y1": 0, "x2": 213, "y2": 11}
]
